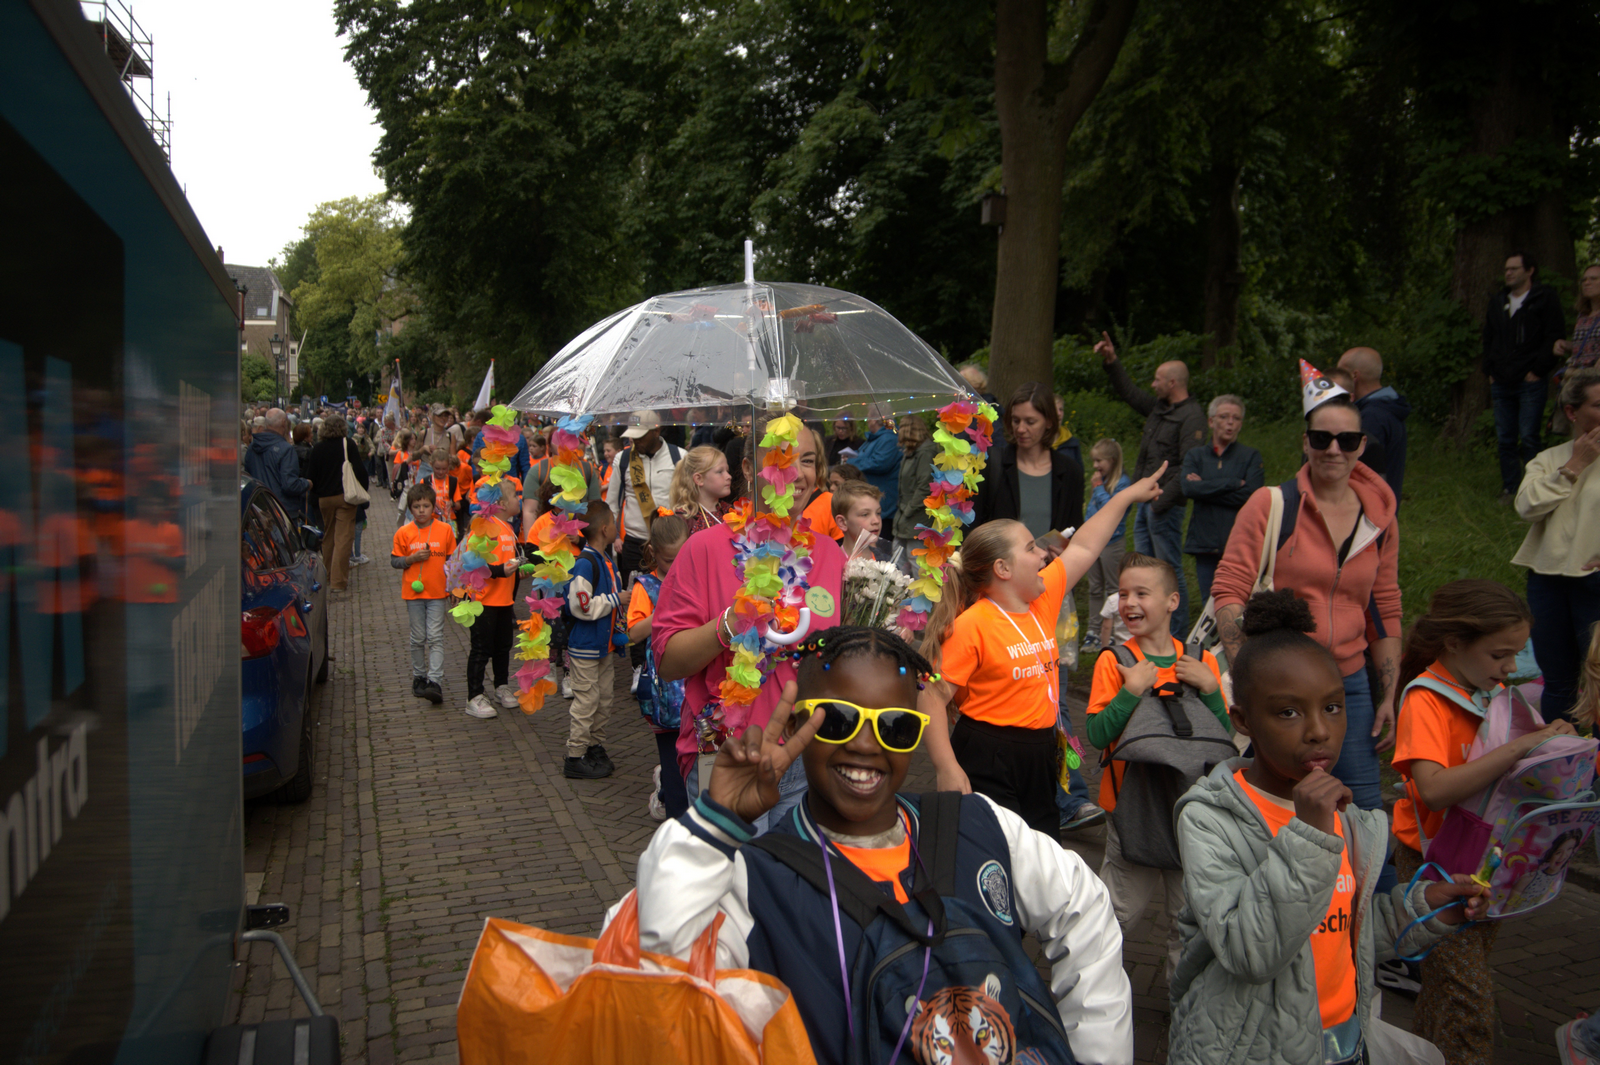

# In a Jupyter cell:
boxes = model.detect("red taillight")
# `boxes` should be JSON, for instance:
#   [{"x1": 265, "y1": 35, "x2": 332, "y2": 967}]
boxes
[
  {"x1": 243, "y1": 752, "x2": 268, "y2": 764},
  {"x1": 241, "y1": 606, "x2": 281, "y2": 659}
]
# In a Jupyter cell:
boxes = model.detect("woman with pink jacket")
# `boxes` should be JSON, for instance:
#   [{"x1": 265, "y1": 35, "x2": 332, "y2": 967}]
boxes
[{"x1": 1211, "y1": 390, "x2": 1401, "y2": 812}]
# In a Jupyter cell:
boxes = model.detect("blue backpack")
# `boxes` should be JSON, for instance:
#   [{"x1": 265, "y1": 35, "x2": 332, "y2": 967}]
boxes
[
  {"x1": 631, "y1": 573, "x2": 685, "y2": 729},
  {"x1": 750, "y1": 793, "x2": 1077, "y2": 1065}
]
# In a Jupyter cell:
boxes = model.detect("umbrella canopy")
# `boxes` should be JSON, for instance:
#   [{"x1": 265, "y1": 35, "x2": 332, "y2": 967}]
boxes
[{"x1": 507, "y1": 281, "x2": 974, "y2": 422}]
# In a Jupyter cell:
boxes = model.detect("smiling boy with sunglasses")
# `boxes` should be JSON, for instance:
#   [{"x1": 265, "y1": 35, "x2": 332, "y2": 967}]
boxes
[{"x1": 623, "y1": 626, "x2": 1132, "y2": 1065}]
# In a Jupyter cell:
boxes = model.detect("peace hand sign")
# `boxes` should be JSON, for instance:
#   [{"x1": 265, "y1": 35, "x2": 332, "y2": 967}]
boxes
[{"x1": 707, "y1": 682, "x2": 825, "y2": 823}]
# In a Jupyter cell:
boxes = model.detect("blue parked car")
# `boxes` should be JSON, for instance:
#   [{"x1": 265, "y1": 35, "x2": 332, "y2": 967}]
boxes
[{"x1": 241, "y1": 478, "x2": 329, "y2": 802}]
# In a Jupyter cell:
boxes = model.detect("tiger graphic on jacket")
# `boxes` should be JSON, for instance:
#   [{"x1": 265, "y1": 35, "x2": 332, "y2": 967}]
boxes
[{"x1": 908, "y1": 974, "x2": 1016, "y2": 1065}]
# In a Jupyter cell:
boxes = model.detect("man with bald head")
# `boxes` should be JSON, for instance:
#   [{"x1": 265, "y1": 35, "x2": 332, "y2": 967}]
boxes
[
  {"x1": 245, "y1": 407, "x2": 313, "y2": 520},
  {"x1": 1337, "y1": 346, "x2": 1411, "y2": 506},
  {"x1": 1095, "y1": 332, "x2": 1207, "y2": 635}
]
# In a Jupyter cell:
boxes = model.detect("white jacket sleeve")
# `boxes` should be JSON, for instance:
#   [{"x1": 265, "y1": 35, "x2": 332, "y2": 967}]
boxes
[
  {"x1": 607, "y1": 797, "x2": 756, "y2": 970},
  {"x1": 565, "y1": 559, "x2": 617, "y2": 620},
  {"x1": 975, "y1": 794, "x2": 1133, "y2": 1065}
]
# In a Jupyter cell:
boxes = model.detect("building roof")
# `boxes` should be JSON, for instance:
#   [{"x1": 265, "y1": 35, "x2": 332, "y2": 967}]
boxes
[{"x1": 225, "y1": 264, "x2": 292, "y2": 321}]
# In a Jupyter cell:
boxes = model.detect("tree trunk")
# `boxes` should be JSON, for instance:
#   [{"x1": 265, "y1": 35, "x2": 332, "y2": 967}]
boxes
[
  {"x1": 1443, "y1": 23, "x2": 1577, "y2": 444},
  {"x1": 1201, "y1": 157, "x2": 1244, "y2": 369},
  {"x1": 987, "y1": 0, "x2": 1138, "y2": 404}
]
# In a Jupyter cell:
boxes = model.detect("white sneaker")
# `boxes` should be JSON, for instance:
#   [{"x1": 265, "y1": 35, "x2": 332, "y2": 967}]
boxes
[
  {"x1": 560, "y1": 672, "x2": 574, "y2": 700},
  {"x1": 495, "y1": 684, "x2": 521, "y2": 709},
  {"x1": 351, "y1": 554, "x2": 371, "y2": 566},
  {"x1": 647, "y1": 766, "x2": 666, "y2": 821},
  {"x1": 464, "y1": 695, "x2": 498, "y2": 719}
]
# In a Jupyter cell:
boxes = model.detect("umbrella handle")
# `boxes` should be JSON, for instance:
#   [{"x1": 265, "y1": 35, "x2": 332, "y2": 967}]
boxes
[{"x1": 760, "y1": 607, "x2": 812, "y2": 646}]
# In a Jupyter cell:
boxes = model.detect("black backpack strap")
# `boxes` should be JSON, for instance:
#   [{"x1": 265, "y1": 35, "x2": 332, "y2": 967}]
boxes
[
  {"x1": 1277, "y1": 479, "x2": 1300, "y2": 551},
  {"x1": 747, "y1": 833, "x2": 943, "y2": 946},
  {"x1": 913, "y1": 792, "x2": 962, "y2": 898}
]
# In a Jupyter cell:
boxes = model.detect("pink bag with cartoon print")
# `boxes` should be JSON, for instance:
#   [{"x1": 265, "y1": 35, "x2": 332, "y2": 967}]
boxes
[{"x1": 1406, "y1": 679, "x2": 1600, "y2": 916}]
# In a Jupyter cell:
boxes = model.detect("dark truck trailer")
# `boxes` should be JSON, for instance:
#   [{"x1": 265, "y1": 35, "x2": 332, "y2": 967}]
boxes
[{"x1": 0, "y1": 1, "x2": 333, "y2": 1061}]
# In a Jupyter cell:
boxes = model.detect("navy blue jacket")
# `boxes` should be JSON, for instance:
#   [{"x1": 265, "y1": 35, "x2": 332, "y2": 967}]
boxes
[
  {"x1": 1355, "y1": 387, "x2": 1410, "y2": 507},
  {"x1": 1179, "y1": 439, "x2": 1264, "y2": 555},
  {"x1": 246, "y1": 431, "x2": 312, "y2": 519}
]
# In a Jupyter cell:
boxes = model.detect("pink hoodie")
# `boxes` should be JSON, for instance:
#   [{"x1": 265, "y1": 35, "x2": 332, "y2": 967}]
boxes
[{"x1": 1211, "y1": 462, "x2": 1401, "y2": 677}]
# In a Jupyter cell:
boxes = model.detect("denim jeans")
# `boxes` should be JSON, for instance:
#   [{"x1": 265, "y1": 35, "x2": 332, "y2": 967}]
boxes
[
  {"x1": 1337, "y1": 666, "x2": 1382, "y2": 811},
  {"x1": 683, "y1": 753, "x2": 808, "y2": 836},
  {"x1": 351, "y1": 521, "x2": 364, "y2": 559},
  {"x1": 1525, "y1": 569, "x2": 1600, "y2": 725},
  {"x1": 406, "y1": 598, "x2": 448, "y2": 683},
  {"x1": 1135, "y1": 501, "x2": 1189, "y2": 636},
  {"x1": 1054, "y1": 665, "x2": 1090, "y2": 821},
  {"x1": 1491, "y1": 378, "x2": 1547, "y2": 493},
  {"x1": 1191, "y1": 552, "x2": 1222, "y2": 606}
]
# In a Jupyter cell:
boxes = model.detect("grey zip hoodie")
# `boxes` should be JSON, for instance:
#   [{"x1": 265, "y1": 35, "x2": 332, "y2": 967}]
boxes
[{"x1": 1166, "y1": 758, "x2": 1456, "y2": 1065}]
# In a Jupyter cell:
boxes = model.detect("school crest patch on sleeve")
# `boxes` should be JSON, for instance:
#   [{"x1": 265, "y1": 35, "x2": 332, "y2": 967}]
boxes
[{"x1": 976, "y1": 860, "x2": 1012, "y2": 926}]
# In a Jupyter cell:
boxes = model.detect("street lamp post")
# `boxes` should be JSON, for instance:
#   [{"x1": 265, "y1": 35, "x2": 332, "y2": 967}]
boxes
[{"x1": 269, "y1": 333, "x2": 285, "y2": 407}]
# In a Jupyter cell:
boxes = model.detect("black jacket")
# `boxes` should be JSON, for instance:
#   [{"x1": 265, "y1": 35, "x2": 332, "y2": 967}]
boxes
[
  {"x1": 974, "y1": 444, "x2": 1084, "y2": 534},
  {"x1": 1104, "y1": 360, "x2": 1207, "y2": 514},
  {"x1": 307, "y1": 435, "x2": 370, "y2": 500},
  {"x1": 1179, "y1": 440, "x2": 1265, "y2": 555},
  {"x1": 1482, "y1": 282, "x2": 1567, "y2": 385}
]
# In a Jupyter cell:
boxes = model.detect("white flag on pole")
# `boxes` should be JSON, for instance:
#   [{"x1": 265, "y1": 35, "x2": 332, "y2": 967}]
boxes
[{"x1": 473, "y1": 359, "x2": 494, "y2": 412}]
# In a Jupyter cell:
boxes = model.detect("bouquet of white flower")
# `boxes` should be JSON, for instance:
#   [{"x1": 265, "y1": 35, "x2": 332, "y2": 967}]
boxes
[{"x1": 843, "y1": 556, "x2": 911, "y2": 630}]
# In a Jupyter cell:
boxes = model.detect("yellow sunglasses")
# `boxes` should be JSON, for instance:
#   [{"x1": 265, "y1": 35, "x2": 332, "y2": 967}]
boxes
[{"x1": 793, "y1": 699, "x2": 931, "y2": 753}]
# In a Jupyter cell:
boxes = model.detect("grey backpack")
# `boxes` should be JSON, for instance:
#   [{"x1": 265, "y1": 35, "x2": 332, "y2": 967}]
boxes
[{"x1": 1103, "y1": 642, "x2": 1236, "y2": 869}]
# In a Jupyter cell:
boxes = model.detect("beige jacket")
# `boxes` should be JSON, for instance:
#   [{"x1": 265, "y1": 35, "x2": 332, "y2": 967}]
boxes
[{"x1": 1513, "y1": 441, "x2": 1600, "y2": 576}]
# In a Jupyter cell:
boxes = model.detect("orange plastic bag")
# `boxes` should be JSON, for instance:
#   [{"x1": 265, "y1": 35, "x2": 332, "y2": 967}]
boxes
[{"x1": 457, "y1": 892, "x2": 818, "y2": 1065}]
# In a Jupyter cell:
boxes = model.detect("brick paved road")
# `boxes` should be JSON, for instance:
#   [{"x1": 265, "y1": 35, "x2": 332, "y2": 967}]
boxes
[{"x1": 234, "y1": 498, "x2": 1599, "y2": 1064}]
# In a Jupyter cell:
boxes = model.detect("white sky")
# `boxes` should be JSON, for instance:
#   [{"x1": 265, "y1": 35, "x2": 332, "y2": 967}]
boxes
[{"x1": 120, "y1": 0, "x2": 388, "y2": 268}]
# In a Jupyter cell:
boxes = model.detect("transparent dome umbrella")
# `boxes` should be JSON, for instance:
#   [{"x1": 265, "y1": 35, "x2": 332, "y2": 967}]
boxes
[
  {"x1": 506, "y1": 279, "x2": 975, "y2": 424},
  {"x1": 508, "y1": 255, "x2": 982, "y2": 648}
]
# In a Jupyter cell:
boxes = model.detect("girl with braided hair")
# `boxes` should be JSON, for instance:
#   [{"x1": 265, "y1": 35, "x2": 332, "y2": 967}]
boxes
[{"x1": 627, "y1": 625, "x2": 1132, "y2": 1065}]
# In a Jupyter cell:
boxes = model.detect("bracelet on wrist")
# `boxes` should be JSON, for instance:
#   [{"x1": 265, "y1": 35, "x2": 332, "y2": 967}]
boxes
[{"x1": 714, "y1": 608, "x2": 733, "y2": 649}]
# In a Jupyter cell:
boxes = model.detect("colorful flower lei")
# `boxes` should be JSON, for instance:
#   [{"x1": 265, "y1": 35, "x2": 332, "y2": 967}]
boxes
[
  {"x1": 441, "y1": 406, "x2": 591, "y2": 714},
  {"x1": 511, "y1": 412, "x2": 594, "y2": 714},
  {"x1": 692, "y1": 412, "x2": 815, "y2": 752},
  {"x1": 897, "y1": 398, "x2": 996, "y2": 631},
  {"x1": 444, "y1": 404, "x2": 522, "y2": 618}
]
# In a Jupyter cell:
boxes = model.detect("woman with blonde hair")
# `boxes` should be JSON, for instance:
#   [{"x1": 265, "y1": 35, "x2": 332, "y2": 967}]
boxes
[
  {"x1": 918, "y1": 462, "x2": 1166, "y2": 831},
  {"x1": 669, "y1": 444, "x2": 733, "y2": 533}
]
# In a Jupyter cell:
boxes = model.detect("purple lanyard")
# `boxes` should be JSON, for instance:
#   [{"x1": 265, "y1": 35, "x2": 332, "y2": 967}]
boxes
[{"x1": 819, "y1": 816, "x2": 933, "y2": 1065}]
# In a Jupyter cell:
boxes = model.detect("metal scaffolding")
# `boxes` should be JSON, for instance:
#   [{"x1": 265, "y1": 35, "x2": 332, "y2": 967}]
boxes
[{"x1": 80, "y1": 0, "x2": 171, "y2": 161}]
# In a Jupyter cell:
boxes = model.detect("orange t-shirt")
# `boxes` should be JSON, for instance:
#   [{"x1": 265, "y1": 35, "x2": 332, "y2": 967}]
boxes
[
  {"x1": 429, "y1": 477, "x2": 456, "y2": 510},
  {"x1": 122, "y1": 517, "x2": 183, "y2": 604},
  {"x1": 627, "y1": 581, "x2": 655, "y2": 630},
  {"x1": 834, "y1": 813, "x2": 912, "y2": 903},
  {"x1": 1392, "y1": 664, "x2": 1483, "y2": 852},
  {"x1": 940, "y1": 555, "x2": 1067, "y2": 730},
  {"x1": 1086, "y1": 636, "x2": 1224, "y2": 811},
  {"x1": 477, "y1": 516, "x2": 519, "y2": 607},
  {"x1": 392, "y1": 518, "x2": 457, "y2": 599},
  {"x1": 1236, "y1": 770, "x2": 1357, "y2": 1029},
  {"x1": 803, "y1": 491, "x2": 843, "y2": 541}
]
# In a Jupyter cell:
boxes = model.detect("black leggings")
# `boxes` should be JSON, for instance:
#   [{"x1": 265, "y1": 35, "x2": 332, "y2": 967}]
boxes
[
  {"x1": 654, "y1": 731, "x2": 689, "y2": 818},
  {"x1": 466, "y1": 604, "x2": 515, "y2": 697}
]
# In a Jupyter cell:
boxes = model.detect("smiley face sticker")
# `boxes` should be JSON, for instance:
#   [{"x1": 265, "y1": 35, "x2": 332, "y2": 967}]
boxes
[{"x1": 805, "y1": 586, "x2": 836, "y2": 618}]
